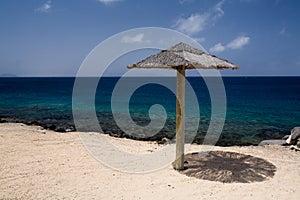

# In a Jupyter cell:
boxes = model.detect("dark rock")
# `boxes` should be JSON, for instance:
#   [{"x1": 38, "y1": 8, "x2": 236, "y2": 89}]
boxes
[
  {"x1": 290, "y1": 145, "x2": 300, "y2": 151},
  {"x1": 53, "y1": 125, "x2": 75, "y2": 133},
  {"x1": 109, "y1": 130, "x2": 124, "y2": 138},
  {"x1": 258, "y1": 140, "x2": 286, "y2": 146},
  {"x1": 286, "y1": 127, "x2": 300, "y2": 145},
  {"x1": 282, "y1": 135, "x2": 290, "y2": 140},
  {"x1": 6, "y1": 117, "x2": 18, "y2": 123},
  {"x1": 25, "y1": 120, "x2": 40, "y2": 126},
  {"x1": 0, "y1": 118, "x2": 8, "y2": 123},
  {"x1": 54, "y1": 126, "x2": 66, "y2": 132},
  {"x1": 158, "y1": 137, "x2": 171, "y2": 144},
  {"x1": 46, "y1": 124, "x2": 56, "y2": 130},
  {"x1": 254, "y1": 128, "x2": 289, "y2": 140},
  {"x1": 63, "y1": 125, "x2": 75, "y2": 132}
]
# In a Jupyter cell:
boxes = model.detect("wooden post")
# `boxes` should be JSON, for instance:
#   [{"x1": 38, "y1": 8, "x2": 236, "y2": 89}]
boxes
[{"x1": 174, "y1": 66, "x2": 185, "y2": 170}]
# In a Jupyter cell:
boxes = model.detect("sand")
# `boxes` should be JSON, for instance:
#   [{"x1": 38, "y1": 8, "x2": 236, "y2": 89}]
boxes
[{"x1": 0, "y1": 123, "x2": 300, "y2": 199}]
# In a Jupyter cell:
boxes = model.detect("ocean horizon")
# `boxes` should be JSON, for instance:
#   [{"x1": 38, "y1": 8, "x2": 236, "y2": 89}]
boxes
[{"x1": 0, "y1": 76, "x2": 299, "y2": 146}]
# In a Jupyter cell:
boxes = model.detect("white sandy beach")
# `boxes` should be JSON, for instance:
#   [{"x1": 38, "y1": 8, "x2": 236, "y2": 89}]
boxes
[{"x1": 1, "y1": 123, "x2": 300, "y2": 199}]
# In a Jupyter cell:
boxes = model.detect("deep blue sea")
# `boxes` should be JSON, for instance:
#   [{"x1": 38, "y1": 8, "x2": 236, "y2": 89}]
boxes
[{"x1": 0, "y1": 77, "x2": 299, "y2": 146}]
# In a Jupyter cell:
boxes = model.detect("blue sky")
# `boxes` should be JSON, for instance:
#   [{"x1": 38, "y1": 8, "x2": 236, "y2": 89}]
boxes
[{"x1": 0, "y1": 0, "x2": 299, "y2": 76}]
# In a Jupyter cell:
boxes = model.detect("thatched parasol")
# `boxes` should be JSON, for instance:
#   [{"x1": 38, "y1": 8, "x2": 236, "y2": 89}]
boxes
[{"x1": 128, "y1": 42, "x2": 239, "y2": 170}]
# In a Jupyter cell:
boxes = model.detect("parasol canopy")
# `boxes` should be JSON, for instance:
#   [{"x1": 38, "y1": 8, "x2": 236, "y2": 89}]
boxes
[{"x1": 128, "y1": 42, "x2": 239, "y2": 70}]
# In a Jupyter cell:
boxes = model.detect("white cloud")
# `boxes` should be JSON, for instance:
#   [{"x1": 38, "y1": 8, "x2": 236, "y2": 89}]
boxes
[
  {"x1": 209, "y1": 43, "x2": 225, "y2": 53},
  {"x1": 179, "y1": 0, "x2": 194, "y2": 4},
  {"x1": 279, "y1": 27, "x2": 286, "y2": 35},
  {"x1": 213, "y1": 0, "x2": 225, "y2": 18},
  {"x1": 35, "y1": 0, "x2": 52, "y2": 13},
  {"x1": 121, "y1": 33, "x2": 145, "y2": 43},
  {"x1": 227, "y1": 36, "x2": 250, "y2": 49},
  {"x1": 174, "y1": 14, "x2": 209, "y2": 35},
  {"x1": 173, "y1": 0, "x2": 225, "y2": 35},
  {"x1": 98, "y1": 0, "x2": 122, "y2": 5},
  {"x1": 210, "y1": 36, "x2": 250, "y2": 53}
]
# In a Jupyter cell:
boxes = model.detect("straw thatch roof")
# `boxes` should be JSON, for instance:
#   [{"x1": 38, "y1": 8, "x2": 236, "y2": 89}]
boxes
[{"x1": 128, "y1": 42, "x2": 239, "y2": 70}]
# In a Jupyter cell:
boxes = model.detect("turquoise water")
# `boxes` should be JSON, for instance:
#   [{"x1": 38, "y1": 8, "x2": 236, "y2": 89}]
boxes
[{"x1": 0, "y1": 77, "x2": 299, "y2": 146}]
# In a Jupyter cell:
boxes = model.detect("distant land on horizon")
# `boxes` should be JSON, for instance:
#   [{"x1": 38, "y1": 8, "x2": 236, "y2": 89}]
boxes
[
  {"x1": 1, "y1": 75, "x2": 299, "y2": 78},
  {"x1": 0, "y1": 74, "x2": 18, "y2": 77}
]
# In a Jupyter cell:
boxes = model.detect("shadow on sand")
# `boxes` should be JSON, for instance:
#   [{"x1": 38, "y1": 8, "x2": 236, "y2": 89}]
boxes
[{"x1": 178, "y1": 151, "x2": 276, "y2": 183}]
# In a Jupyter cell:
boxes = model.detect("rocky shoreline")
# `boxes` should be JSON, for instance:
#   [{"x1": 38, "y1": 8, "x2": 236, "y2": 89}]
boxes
[
  {"x1": 0, "y1": 115, "x2": 292, "y2": 147},
  {"x1": 0, "y1": 116, "x2": 76, "y2": 133},
  {"x1": 258, "y1": 127, "x2": 300, "y2": 151}
]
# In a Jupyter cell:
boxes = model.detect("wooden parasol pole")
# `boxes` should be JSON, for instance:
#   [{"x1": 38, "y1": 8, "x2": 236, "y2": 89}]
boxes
[{"x1": 174, "y1": 66, "x2": 185, "y2": 170}]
